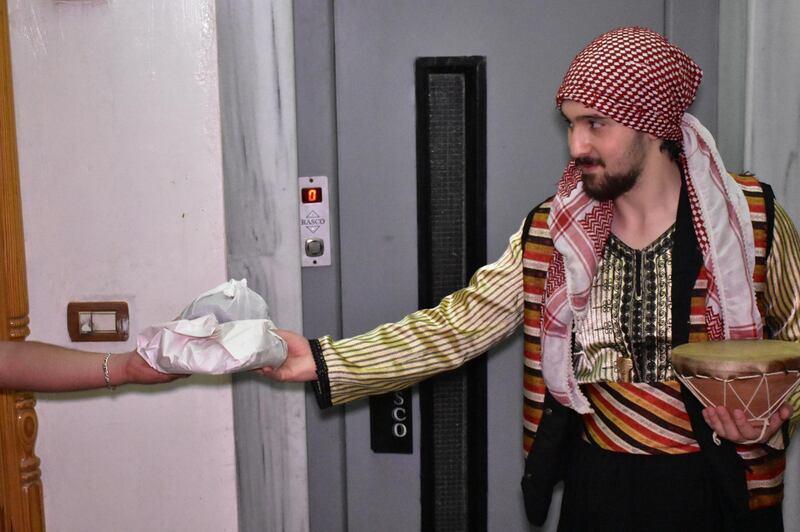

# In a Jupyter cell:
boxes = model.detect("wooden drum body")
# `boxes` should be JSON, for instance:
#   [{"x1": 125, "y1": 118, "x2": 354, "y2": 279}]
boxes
[{"x1": 672, "y1": 339, "x2": 800, "y2": 421}]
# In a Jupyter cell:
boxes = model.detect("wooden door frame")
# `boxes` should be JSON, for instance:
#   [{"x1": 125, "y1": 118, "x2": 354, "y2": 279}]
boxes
[{"x1": 0, "y1": 1, "x2": 46, "y2": 530}]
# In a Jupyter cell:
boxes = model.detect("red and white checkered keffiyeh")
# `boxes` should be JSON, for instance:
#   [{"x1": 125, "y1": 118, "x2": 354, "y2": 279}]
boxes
[
  {"x1": 556, "y1": 26, "x2": 702, "y2": 140},
  {"x1": 542, "y1": 27, "x2": 762, "y2": 413}
]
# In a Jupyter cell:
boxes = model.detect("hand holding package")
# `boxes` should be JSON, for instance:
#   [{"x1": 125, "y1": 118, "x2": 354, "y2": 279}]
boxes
[{"x1": 137, "y1": 280, "x2": 287, "y2": 374}]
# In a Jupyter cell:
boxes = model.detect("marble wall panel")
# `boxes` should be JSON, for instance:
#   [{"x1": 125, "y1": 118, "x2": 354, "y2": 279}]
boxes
[{"x1": 216, "y1": 0, "x2": 309, "y2": 530}]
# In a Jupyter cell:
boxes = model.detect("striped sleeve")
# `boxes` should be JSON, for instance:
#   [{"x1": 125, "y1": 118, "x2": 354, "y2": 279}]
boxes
[
  {"x1": 316, "y1": 223, "x2": 526, "y2": 406},
  {"x1": 764, "y1": 202, "x2": 800, "y2": 434}
]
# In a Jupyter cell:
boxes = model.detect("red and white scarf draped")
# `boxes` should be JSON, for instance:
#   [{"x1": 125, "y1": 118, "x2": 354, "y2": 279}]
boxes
[{"x1": 542, "y1": 113, "x2": 763, "y2": 413}]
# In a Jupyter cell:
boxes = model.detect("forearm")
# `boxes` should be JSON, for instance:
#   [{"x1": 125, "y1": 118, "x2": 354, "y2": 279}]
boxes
[
  {"x1": 317, "y1": 226, "x2": 525, "y2": 406},
  {"x1": 0, "y1": 341, "x2": 131, "y2": 392}
]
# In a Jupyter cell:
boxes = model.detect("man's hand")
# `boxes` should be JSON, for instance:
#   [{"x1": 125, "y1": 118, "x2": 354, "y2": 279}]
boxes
[
  {"x1": 257, "y1": 329, "x2": 317, "y2": 382},
  {"x1": 702, "y1": 403, "x2": 793, "y2": 444}
]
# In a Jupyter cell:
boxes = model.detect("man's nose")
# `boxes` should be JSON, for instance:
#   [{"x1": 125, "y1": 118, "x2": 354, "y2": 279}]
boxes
[{"x1": 568, "y1": 127, "x2": 591, "y2": 159}]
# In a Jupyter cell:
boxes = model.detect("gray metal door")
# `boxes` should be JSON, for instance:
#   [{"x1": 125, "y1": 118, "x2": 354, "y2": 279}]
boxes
[{"x1": 296, "y1": 2, "x2": 720, "y2": 530}]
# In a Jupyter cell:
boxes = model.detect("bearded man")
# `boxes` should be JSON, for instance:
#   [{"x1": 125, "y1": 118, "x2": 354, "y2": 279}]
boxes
[{"x1": 264, "y1": 27, "x2": 800, "y2": 531}]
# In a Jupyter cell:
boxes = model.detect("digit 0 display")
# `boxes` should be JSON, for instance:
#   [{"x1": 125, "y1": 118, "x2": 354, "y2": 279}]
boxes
[{"x1": 301, "y1": 187, "x2": 323, "y2": 204}]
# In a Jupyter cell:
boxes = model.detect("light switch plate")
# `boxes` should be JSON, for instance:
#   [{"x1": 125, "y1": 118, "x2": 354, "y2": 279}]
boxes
[{"x1": 67, "y1": 301, "x2": 129, "y2": 342}]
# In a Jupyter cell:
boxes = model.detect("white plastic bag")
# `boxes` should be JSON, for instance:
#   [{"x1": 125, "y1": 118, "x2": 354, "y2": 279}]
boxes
[
  {"x1": 178, "y1": 279, "x2": 270, "y2": 323},
  {"x1": 136, "y1": 279, "x2": 287, "y2": 374}
]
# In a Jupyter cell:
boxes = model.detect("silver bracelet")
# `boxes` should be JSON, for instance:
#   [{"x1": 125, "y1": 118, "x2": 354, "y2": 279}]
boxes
[{"x1": 103, "y1": 353, "x2": 116, "y2": 390}]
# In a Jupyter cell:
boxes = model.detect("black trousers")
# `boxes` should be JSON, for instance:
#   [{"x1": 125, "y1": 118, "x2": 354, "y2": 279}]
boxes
[{"x1": 557, "y1": 441, "x2": 783, "y2": 532}]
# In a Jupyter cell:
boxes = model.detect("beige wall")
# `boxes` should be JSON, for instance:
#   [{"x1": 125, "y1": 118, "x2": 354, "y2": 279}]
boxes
[{"x1": 8, "y1": 1, "x2": 238, "y2": 530}]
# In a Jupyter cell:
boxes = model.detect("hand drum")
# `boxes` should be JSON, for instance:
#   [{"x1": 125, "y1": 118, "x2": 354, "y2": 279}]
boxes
[{"x1": 672, "y1": 339, "x2": 800, "y2": 422}]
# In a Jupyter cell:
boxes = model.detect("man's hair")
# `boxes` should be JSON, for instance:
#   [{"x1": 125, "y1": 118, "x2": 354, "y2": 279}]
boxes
[{"x1": 660, "y1": 139, "x2": 682, "y2": 162}]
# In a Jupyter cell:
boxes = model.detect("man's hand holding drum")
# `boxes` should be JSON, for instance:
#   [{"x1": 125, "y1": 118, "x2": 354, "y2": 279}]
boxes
[
  {"x1": 702, "y1": 403, "x2": 793, "y2": 444},
  {"x1": 673, "y1": 339, "x2": 800, "y2": 445}
]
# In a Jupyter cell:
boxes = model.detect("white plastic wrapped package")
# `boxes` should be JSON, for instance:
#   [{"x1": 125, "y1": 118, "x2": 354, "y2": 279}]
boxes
[{"x1": 136, "y1": 279, "x2": 287, "y2": 374}]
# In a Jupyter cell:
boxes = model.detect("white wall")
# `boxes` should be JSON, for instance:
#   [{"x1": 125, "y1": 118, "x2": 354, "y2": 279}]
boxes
[
  {"x1": 746, "y1": 2, "x2": 800, "y2": 223},
  {"x1": 8, "y1": 1, "x2": 238, "y2": 531}
]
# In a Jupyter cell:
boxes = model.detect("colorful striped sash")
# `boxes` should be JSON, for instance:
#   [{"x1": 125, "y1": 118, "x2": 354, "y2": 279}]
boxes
[{"x1": 582, "y1": 381, "x2": 700, "y2": 455}]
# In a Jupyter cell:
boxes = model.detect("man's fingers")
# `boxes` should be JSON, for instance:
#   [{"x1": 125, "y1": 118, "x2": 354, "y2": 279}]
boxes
[
  {"x1": 259, "y1": 367, "x2": 279, "y2": 379},
  {"x1": 703, "y1": 407, "x2": 725, "y2": 435},
  {"x1": 731, "y1": 409, "x2": 759, "y2": 440},
  {"x1": 704, "y1": 404, "x2": 792, "y2": 443},
  {"x1": 702, "y1": 407, "x2": 715, "y2": 428},
  {"x1": 257, "y1": 366, "x2": 291, "y2": 381},
  {"x1": 715, "y1": 406, "x2": 743, "y2": 440}
]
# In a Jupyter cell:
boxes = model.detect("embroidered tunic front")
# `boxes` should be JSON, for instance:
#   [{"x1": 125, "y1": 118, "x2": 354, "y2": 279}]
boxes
[
  {"x1": 573, "y1": 227, "x2": 675, "y2": 384},
  {"x1": 570, "y1": 226, "x2": 705, "y2": 455}
]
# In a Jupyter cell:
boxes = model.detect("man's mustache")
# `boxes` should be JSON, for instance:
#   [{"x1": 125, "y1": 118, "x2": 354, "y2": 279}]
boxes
[{"x1": 574, "y1": 157, "x2": 603, "y2": 167}]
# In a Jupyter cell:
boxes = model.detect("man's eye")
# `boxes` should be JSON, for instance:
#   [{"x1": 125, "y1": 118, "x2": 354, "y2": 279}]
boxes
[{"x1": 589, "y1": 119, "x2": 603, "y2": 129}]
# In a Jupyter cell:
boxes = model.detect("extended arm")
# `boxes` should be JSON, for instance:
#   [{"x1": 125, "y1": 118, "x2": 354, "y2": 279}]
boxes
[
  {"x1": 263, "y1": 222, "x2": 527, "y2": 407},
  {"x1": 0, "y1": 340, "x2": 181, "y2": 392}
]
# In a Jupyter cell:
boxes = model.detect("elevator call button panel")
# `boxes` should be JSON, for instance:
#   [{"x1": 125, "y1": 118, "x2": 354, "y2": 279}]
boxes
[{"x1": 298, "y1": 175, "x2": 331, "y2": 267}]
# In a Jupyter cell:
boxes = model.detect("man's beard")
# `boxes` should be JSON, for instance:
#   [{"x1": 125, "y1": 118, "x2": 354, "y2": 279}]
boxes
[
  {"x1": 575, "y1": 133, "x2": 647, "y2": 201},
  {"x1": 577, "y1": 158, "x2": 640, "y2": 201}
]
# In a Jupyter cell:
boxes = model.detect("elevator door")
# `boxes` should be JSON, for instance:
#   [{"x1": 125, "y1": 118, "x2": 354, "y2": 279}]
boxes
[{"x1": 299, "y1": 1, "x2": 720, "y2": 530}]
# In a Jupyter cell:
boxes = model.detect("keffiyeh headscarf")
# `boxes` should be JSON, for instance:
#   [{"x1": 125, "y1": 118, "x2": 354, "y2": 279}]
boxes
[{"x1": 542, "y1": 27, "x2": 762, "y2": 413}]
